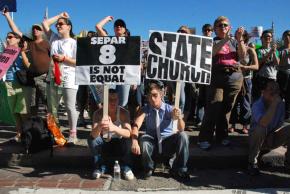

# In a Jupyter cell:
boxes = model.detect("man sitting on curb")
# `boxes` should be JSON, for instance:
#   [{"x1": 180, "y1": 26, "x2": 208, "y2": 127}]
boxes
[
  {"x1": 131, "y1": 80, "x2": 190, "y2": 181},
  {"x1": 248, "y1": 81, "x2": 290, "y2": 175}
]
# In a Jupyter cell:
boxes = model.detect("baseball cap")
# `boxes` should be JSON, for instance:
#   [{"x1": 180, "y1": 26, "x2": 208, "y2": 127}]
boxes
[
  {"x1": 32, "y1": 24, "x2": 43, "y2": 31},
  {"x1": 114, "y1": 19, "x2": 126, "y2": 28}
]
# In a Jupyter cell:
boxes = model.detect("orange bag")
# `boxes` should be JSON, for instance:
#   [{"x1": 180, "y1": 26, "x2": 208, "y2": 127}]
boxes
[{"x1": 47, "y1": 113, "x2": 67, "y2": 146}]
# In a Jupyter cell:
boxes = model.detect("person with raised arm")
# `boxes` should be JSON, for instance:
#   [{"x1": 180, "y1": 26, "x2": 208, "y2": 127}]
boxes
[
  {"x1": 2, "y1": 8, "x2": 50, "y2": 116},
  {"x1": 42, "y1": 12, "x2": 79, "y2": 145}
]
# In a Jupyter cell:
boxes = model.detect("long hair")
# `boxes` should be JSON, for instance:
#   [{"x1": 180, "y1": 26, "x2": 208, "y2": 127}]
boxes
[
  {"x1": 7, "y1": 32, "x2": 24, "y2": 48},
  {"x1": 57, "y1": 17, "x2": 75, "y2": 38}
]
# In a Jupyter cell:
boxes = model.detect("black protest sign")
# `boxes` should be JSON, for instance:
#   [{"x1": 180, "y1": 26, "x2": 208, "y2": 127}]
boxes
[
  {"x1": 146, "y1": 31, "x2": 213, "y2": 84},
  {"x1": 76, "y1": 36, "x2": 141, "y2": 85}
]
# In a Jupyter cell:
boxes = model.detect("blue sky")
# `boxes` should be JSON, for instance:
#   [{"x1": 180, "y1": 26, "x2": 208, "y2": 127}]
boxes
[{"x1": 0, "y1": 0, "x2": 289, "y2": 41}]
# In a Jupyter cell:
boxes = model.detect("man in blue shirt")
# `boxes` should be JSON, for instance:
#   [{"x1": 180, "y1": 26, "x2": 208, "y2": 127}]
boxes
[
  {"x1": 131, "y1": 80, "x2": 189, "y2": 180},
  {"x1": 248, "y1": 81, "x2": 290, "y2": 175}
]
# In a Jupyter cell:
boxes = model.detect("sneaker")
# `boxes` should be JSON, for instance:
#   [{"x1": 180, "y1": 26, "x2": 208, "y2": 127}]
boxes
[
  {"x1": 198, "y1": 141, "x2": 211, "y2": 150},
  {"x1": 10, "y1": 134, "x2": 21, "y2": 143},
  {"x1": 247, "y1": 163, "x2": 260, "y2": 176},
  {"x1": 92, "y1": 169, "x2": 102, "y2": 179},
  {"x1": 123, "y1": 169, "x2": 135, "y2": 181},
  {"x1": 285, "y1": 118, "x2": 290, "y2": 123},
  {"x1": 169, "y1": 169, "x2": 190, "y2": 182},
  {"x1": 242, "y1": 127, "x2": 249, "y2": 134},
  {"x1": 221, "y1": 139, "x2": 230, "y2": 146},
  {"x1": 77, "y1": 119, "x2": 85, "y2": 127},
  {"x1": 143, "y1": 170, "x2": 153, "y2": 180},
  {"x1": 67, "y1": 136, "x2": 78, "y2": 145},
  {"x1": 228, "y1": 127, "x2": 235, "y2": 133},
  {"x1": 197, "y1": 122, "x2": 202, "y2": 128},
  {"x1": 85, "y1": 124, "x2": 92, "y2": 129},
  {"x1": 92, "y1": 165, "x2": 106, "y2": 179},
  {"x1": 184, "y1": 127, "x2": 193, "y2": 132}
]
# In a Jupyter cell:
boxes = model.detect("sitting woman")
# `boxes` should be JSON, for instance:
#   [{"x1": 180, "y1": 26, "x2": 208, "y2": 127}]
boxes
[{"x1": 87, "y1": 89, "x2": 134, "y2": 180}]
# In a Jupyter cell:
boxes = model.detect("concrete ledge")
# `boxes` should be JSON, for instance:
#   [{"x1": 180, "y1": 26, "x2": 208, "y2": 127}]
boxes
[{"x1": 0, "y1": 141, "x2": 286, "y2": 169}]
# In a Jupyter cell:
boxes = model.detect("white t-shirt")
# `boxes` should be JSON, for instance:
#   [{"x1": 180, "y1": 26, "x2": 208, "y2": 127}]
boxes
[{"x1": 49, "y1": 32, "x2": 78, "y2": 89}]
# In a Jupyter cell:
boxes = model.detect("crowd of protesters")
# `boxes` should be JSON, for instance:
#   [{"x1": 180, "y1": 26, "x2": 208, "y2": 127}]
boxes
[{"x1": 1, "y1": 9, "x2": 290, "y2": 180}]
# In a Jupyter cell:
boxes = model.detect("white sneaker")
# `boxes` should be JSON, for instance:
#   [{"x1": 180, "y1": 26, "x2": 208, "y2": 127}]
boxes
[
  {"x1": 92, "y1": 169, "x2": 102, "y2": 179},
  {"x1": 123, "y1": 169, "x2": 134, "y2": 181},
  {"x1": 67, "y1": 136, "x2": 78, "y2": 145},
  {"x1": 85, "y1": 124, "x2": 92, "y2": 129}
]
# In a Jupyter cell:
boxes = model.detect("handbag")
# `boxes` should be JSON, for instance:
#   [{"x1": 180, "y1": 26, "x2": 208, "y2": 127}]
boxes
[{"x1": 15, "y1": 69, "x2": 35, "y2": 86}]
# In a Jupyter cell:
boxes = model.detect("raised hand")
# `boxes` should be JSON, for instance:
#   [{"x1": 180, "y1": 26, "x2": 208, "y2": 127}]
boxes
[
  {"x1": 59, "y1": 12, "x2": 69, "y2": 18},
  {"x1": 236, "y1": 26, "x2": 245, "y2": 42}
]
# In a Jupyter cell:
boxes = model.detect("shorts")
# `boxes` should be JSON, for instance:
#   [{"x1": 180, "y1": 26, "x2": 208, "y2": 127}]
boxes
[{"x1": 5, "y1": 81, "x2": 31, "y2": 114}]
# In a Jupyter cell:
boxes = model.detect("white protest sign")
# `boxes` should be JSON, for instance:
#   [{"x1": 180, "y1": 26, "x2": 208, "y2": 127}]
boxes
[
  {"x1": 76, "y1": 36, "x2": 141, "y2": 85},
  {"x1": 146, "y1": 30, "x2": 213, "y2": 85}
]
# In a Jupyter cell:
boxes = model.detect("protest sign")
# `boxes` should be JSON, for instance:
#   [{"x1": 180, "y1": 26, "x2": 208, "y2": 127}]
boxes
[
  {"x1": 0, "y1": 0, "x2": 17, "y2": 12},
  {"x1": 251, "y1": 26, "x2": 263, "y2": 38},
  {"x1": 146, "y1": 30, "x2": 213, "y2": 85},
  {"x1": 147, "y1": 30, "x2": 213, "y2": 131},
  {"x1": 76, "y1": 36, "x2": 141, "y2": 85},
  {"x1": 0, "y1": 46, "x2": 21, "y2": 80}
]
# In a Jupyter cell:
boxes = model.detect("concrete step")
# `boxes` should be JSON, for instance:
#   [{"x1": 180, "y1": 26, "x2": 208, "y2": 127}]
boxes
[{"x1": 0, "y1": 125, "x2": 286, "y2": 169}]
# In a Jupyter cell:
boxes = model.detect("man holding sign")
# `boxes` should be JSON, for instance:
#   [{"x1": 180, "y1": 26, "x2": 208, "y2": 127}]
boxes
[{"x1": 131, "y1": 80, "x2": 189, "y2": 181}]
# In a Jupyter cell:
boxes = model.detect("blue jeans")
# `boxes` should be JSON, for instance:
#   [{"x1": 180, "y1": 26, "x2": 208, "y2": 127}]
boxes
[
  {"x1": 139, "y1": 132, "x2": 189, "y2": 173},
  {"x1": 116, "y1": 85, "x2": 131, "y2": 107},
  {"x1": 87, "y1": 136, "x2": 132, "y2": 172}
]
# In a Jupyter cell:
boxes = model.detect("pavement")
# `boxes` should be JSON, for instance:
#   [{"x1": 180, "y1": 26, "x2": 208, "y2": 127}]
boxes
[{"x1": 0, "y1": 109, "x2": 289, "y2": 192}]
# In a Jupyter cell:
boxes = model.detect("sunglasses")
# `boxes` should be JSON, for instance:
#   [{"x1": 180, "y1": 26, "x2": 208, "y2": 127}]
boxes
[
  {"x1": 177, "y1": 29, "x2": 187, "y2": 34},
  {"x1": 218, "y1": 23, "x2": 229, "y2": 28},
  {"x1": 6, "y1": 35, "x2": 16, "y2": 39},
  {"x1": 204, "y1": 29, "x2": 212, "y2": 32},
  {"x1": 264, "y1": 35, "x2": 272, "y2": 38},
  {"x1": 33, "y1": 26, "x2": 42, "y2": 31},
  {"x1": 55, "y1": 22, "x2": 67, "y2": 27}
]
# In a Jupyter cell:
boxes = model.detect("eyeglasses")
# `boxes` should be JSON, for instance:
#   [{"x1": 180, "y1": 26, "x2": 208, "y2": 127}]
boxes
[
  {"x1": 218, "y1": 23, "x2": 229, "y2": 28},
  {"x1": 55, "y1": 22, "x2": 67, "y2": 27},
  {"x1": 6, "y1": 35, "x2": 15, "y2": 39}
]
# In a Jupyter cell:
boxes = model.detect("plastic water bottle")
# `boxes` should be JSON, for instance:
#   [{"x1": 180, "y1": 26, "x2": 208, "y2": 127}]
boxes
[{"x1": 113, "y1": 160, "x2": 121, "y2": 181}]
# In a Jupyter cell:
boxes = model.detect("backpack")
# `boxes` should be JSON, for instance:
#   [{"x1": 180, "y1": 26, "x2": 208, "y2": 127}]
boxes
[{"x1": 21, "y1": 116, "x2": 54, "y2": 156}]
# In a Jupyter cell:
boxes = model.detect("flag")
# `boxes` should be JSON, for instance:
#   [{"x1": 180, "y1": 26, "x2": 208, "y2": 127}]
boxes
[{"x1": 0, "y1": 0, "x2": 17, "y2": 12}]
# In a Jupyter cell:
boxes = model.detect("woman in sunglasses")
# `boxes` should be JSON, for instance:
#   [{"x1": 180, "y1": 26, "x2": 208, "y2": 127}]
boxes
[
  {"x1": 1, "y1": 32, "x2": 31, "y2": 142},
  {"x1": 198, "y1": 16, "x2": 247, "y2": 150},
  {"x1": 42, "y1": 12, "x2": 79, "y2": 145},
  {"x1": 2, "y1": 9, "x2": 51, "y2": 117}
]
